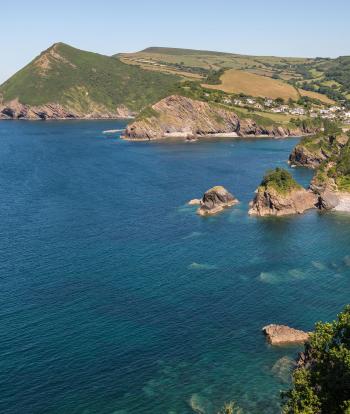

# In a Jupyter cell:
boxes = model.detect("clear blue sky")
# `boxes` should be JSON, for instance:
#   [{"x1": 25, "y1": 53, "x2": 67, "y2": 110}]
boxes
[{"x1": 1, "y1": 0, "x2": 349, "y2": 83}]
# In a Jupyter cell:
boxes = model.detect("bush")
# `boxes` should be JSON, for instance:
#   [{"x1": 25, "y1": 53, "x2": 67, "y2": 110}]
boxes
[
  {"x1": 261, "y1": 168, "x2": 301, "y2": 194},
  {"x1": 283, "y1": 305, "x2": 350, "y2": 414}
]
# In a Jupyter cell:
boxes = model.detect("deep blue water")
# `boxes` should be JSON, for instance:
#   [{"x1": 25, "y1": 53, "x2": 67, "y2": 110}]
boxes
[{"x1": 1, "y1": 120, "x2": 350, "y2": 414}]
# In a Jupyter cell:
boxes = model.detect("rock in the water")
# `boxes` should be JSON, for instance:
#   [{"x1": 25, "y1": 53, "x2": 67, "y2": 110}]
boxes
[
  {"x1": 249, "y1": 186, "x2": 317, "y2": 217},
  {"x1": 197, "y1": 186, "x2": 238, "y2": 216},
  {"x1": 262, "y1": 324, "x2": 310, "y2": 345},
  {"x1": 318, "y1": 190, "x2": 339, "y2": 210},
  {"x1": 249, "y1": 168, "x2": 317, "y2": 217},
  {"x1": 188, "y1": 198, "x2": 202, "y2": 206}
]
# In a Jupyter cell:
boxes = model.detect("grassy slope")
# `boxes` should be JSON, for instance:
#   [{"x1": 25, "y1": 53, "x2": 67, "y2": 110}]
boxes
[{"x1": 0, "y1": 43, "x2": 180, "y2": 111}]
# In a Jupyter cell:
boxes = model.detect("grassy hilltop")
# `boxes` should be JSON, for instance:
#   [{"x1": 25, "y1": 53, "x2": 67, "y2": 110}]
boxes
[{"x1": 0, "y1": 43, "x2": 179, "y2": 112}]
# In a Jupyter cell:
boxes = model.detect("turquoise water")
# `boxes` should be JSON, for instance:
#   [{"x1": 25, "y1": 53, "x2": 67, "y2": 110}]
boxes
[{"x1": 1, "y1": 121, "x2": 350, "y2": 414}]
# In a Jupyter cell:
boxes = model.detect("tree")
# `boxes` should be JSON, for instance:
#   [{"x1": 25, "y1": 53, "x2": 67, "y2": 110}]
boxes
[{"x1": 283, "y1": 306, "x2": 350, "y2": 414}]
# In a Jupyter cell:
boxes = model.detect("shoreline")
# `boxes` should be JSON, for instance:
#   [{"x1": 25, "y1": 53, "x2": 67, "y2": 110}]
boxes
[{"x1": 121, "y1": 133, "x2": 306, "y2": 142}]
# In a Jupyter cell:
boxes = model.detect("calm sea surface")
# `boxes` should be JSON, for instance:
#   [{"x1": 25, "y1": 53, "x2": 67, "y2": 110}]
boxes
[{"x1": 1, "y1": 120, "x2": 350, "y2": 414}]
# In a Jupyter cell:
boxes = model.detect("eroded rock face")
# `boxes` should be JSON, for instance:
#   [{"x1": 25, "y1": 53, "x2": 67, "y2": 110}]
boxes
[
  {"x1": 123, "y1": 95, "x2": 310, "y2": 140},
  {"x1": 289, "y1": 145, "x2": 328, "y2": 169},
  {"x1": 0, "y1": 99, "x2": 134, "y2": 120},
  {"x1": 248, "y1": 186, "x2": 317, "y2": 217},
  {"x1": 318, "y1": 190, "x2": 340, "y2": 210},
  {"x1": 263, "y1": 324, "x2": 310, "y2": 345},
  {"x1": 196, "y1": 186, "x2": 239, "y2": 216}
]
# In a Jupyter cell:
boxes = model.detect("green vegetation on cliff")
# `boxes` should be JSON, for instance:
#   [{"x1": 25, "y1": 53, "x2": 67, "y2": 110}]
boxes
[
  {"x1": 0, "y1": 43, "x2": 179, "y2": 111},
  {"x1": 260, "y1": 168, "x2": 302, "y2": 194},
  {"x1": 283, "y1": 305, "x2": 350, "y2": 414}
]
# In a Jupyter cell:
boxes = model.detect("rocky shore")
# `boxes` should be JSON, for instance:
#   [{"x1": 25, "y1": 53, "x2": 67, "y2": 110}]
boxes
[
  {"x1": 123, "y1": 95, "x2": 311, "y2": 140},
  {"x1": 189, "y1": 186, "x2": 239, "y2": 216},
  {"x1": 0, "y1": 99, "x2": 135, "y2": 120}
]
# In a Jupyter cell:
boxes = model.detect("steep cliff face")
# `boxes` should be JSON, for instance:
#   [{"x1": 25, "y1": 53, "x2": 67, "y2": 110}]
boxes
[
  {"x1": 290, "y1": 133, "x2": 350, "y2": 211},
  {"x1": 123, "y1": 95, "x2": 306, "y2": 140}
]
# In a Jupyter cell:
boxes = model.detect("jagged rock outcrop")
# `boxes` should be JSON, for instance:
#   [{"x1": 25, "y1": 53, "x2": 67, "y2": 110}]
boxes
[
  {"x1": 289, "y1": 134, "x2": 349, "y2": 169},
  {"x1": 123, "y1": 95, "x2": 309, "y2": 140},
  {"x1": 193, "y1": 186, "x2": 239, "y2": 216},
  {"x1": 289, "y1": 144, "x2": 329, "y2": 169},
  {"x1": 249, "y1": 186, "x2": 317, "y2": 216},
  {"x1": 263, "y1": 324, "x2": 310, "y2": 345},
  {"x1": 0, "y1": 99, "x2": 134, "y2": 120}
]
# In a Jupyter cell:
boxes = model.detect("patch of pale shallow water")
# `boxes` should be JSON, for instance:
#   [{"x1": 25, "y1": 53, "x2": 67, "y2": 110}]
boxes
[
  {"x1": 258, "y1": 268, "x2": 306, "y2": 284},
  {"x1": 188, "y1": 262, "x2": 218, "y2": 270},
  {"x1": 182, "y1": 231, "x2": 203, "y2": 240},
  {"x1": 311, "y1": 261, "x2": 327, "y2": 271}
]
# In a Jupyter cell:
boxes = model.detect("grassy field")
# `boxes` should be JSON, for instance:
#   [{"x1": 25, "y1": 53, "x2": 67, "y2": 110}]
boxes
[
  {"x1": 299, "y1": 89, "x2": 334, "y2": 104},
  {"x1": 203, "y1": 69, "x2": 300, "y2": 100}
]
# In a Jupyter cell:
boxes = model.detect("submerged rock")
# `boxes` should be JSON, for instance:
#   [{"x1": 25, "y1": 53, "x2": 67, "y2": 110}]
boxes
[
  {"x1": 196, "y1": 186, "x2": 239, "y2": 216},
  {"x1": 262, "y1": 324, "x2": 310, "y2": 345},
  {"x1": 271, "y1": 356, "x2": 296, "y2": 383}
]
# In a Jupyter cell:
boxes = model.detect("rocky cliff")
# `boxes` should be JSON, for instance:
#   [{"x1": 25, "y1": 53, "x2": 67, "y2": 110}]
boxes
[
  {"x1": 289, "y1": 133, "x2": 349, "y2": 169},
  {"x1": 123, "y1": 95, "x2": 308, "y2": 140},
  {"x1": 0, "y1": 99, "x2": 135, "y2": 120},
  {"x1": 290, "y1": 132, "x2": 350, "y2": 211}
]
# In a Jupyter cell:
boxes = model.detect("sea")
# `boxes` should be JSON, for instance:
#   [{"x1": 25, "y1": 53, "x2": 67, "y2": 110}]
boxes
[{"x1": 1, "y1": 120, "x2": 350, "y2": 414}]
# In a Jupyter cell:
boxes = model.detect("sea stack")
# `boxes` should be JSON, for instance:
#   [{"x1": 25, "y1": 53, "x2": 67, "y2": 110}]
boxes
[
  {"x1": 249, "y1": 168, "x2": 317, "y2": 217},
  {"x1": 196, "y1": 186, "x2": 239, "y2": 216}
]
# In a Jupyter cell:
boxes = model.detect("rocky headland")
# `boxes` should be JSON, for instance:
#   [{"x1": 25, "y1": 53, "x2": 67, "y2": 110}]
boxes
[
  {"x1": 249, "y1": 168, "x2": 317, "y2": 217},
  {"x1": 263, "y1": 324, "x2": 310, "y2": 345},
  {"x1": 290, "y1": 131, "x2": 350, "y2": 212},
  {"x1": 190, "y1": 186, "x2": 239, "y2": 216},
  {"x1": 123, "y1": 95, "x2": 311, "y2": 141}
]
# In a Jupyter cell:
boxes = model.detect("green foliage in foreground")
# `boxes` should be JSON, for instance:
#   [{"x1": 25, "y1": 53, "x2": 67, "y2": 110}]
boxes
[
  {"x1": 0, "y1": 43, "x2": 180, "y2": 111},
  {"x1": 260, "y1": 168, "x2": 301, "y2": 194},
  {"x1": 283, "y1": 305, "x2": 350, "y2": 414}
]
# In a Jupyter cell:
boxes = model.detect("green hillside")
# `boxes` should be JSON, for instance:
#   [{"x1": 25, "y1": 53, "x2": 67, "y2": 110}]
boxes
[
  {"x1": 119, "y1": 47, "x2": 350, "y2": 104},
  {"x1": 0, "y1": 43, "x2": 180, "y2": 112}
]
